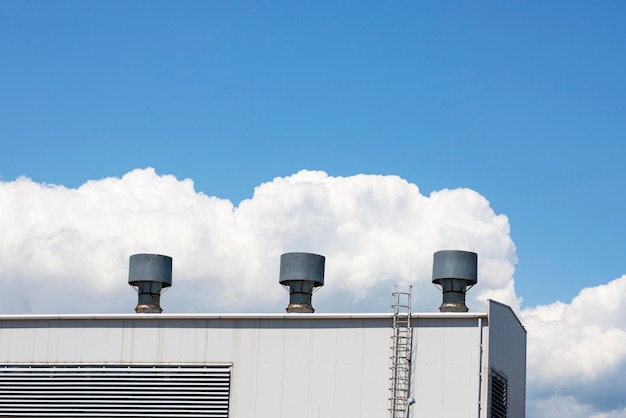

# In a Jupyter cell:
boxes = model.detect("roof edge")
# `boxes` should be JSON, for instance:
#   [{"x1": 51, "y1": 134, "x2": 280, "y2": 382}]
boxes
[{"x1": 0, "y1": 312, "x2": 488, "y2": 321}]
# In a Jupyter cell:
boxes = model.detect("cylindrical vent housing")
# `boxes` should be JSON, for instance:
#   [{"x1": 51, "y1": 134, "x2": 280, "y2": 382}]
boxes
[
  {"x1": 279, "y1": 252, "x2": 325, "y2": 313},
  {"x1": 128, "y1": 253, "x2": 173, "y2": 314},
  {"x1": 432, "y1": 250, "x2": 477, "y2": 312}
]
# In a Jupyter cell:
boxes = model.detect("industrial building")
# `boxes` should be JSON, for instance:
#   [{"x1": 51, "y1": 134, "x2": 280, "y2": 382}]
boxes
[{"x1": 0, "y1": 250, "x2": 526, "y2": 418}]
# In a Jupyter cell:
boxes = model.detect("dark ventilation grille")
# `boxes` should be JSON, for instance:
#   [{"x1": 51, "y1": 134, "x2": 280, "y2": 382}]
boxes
[
  {"x1": 489, "y1": 369, "x2": 508, "y2": 418},
  {"x1": 0, "y1": 364, "x2": 231, "y2": 417}
]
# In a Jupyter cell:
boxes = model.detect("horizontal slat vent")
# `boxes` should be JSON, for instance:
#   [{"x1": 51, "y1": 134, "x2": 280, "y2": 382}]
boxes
[
  {"x1": 0, "y1": 364, "x2": 231, "y2": 417},
  {"x1": 489, "y1": 368, "x2": 508, "y2": 418}
]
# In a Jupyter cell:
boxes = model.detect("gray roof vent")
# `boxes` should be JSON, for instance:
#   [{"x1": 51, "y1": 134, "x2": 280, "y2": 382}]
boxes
[
  {"x1": 128, "y1": 253, "x2": 172, "y2": 314},
  {"x1": 432, "y1": 250, "x2": 477, "y2": 312},
  {"x1": 279, "y1": 252, "x2": 325, "y2": 313}
]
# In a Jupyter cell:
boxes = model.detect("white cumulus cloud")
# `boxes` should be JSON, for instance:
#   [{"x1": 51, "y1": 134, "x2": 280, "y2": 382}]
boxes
[
  {"x1": 528, "y1": 394, "x2": 626, "y2": 418},
  {"x1": 0, "y1": 168, "x2": 518, "y2": 314},
  {"x1": 522, "y1": 274, "x2": 626, "y2": 416}
]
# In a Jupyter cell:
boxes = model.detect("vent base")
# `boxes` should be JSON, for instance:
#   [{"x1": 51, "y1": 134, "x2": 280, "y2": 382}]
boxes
[
  {"x1": 286, "y1": 302, "x2": 314, "y2": 313},
  {"x1": 134, "y1": 303, "x2": 163, "y2": 314},
  {"x1": 438, "y1": 301, "x2": 469, "y2": 312}
]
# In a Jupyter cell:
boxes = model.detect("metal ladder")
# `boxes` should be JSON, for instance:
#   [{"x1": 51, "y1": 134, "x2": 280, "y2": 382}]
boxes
[{"x1": 389, "y1": 285, "x2": 413, "y2": 418}]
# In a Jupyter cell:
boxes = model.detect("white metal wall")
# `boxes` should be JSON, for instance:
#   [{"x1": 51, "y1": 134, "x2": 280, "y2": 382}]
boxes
[
  {"x1": 411, "y1": 316, "x2": 483, "y2": 418},
  {"x1": 0, "y1": 315, "x2": 392, "y2": 418},
  {"x1": 0, "y1": 308, "x2": 525, "y2": 418},
  {"x1": 226, "y1": 317, "x2": 392, "y2": 417}
]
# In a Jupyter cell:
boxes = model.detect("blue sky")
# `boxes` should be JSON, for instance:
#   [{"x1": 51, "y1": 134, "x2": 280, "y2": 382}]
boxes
[
  {"x1": 3, "y1": 1, "x2": 625, "y2": 307},
  {"x1": 2, "y1": 2, "x2": 626, "y2": 416}
]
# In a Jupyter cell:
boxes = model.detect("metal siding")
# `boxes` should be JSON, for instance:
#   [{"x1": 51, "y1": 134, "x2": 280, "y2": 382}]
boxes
[
  {"x1": 333, "y1": 325, "x2": 367, "y2": 417},
  {"x1": 411, "y1": 318, "x2": 481, "y2": 418},
  {"x1": 487, "y1": 301, "x2": 527, "y2": 418},
  {"x1": 230, "y1": 318, "x2": 391, "y2": 418},
  {"x1": 0, "y1": 314, "x2": 519, "y2": 418},
  {"x1": 227, "y1": 323, "x2": 258, "y2": 417},
  {"x1": 308, "y1": 322, "x2": 340, "y2": 417},
  {"x1": 362, "y1": 328, "x2": 392, "y2": 416}
]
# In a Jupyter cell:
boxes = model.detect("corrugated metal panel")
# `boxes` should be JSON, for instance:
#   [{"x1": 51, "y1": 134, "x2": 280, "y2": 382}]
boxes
[
  {"x1": 411, "y1": 317, "x2": 482, "y2": 418},
  {"x1": 486, "y1": 300, "x2": 526, "y2": 418},
  {"x1": 0, "y1": 364, "x2": 231, "y2": 417}
]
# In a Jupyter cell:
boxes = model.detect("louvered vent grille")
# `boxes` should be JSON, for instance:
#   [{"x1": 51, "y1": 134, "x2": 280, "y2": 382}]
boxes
[
  {"x1": 489, "y1": 369, "x2": 508, "y2": 418},
  {"x1": 0, "y1": 364, "x2": 231, "y2": 417}
]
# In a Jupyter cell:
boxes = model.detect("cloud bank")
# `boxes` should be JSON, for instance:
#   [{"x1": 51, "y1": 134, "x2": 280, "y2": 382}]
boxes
[
  {"x1": 0, "y1": 168, "x2": 518, "y2": 314},
  {"x1": 1, "y1": 168, "x2": 625, "y2": 417},
  {"x1": 522, "y1": 274, "x2": 626, "y2": 417}
]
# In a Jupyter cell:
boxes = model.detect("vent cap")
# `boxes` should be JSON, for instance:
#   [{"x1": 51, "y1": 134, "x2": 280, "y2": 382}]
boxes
[
  {"x1": 279, "y1": 252, "x2": 325, "y2": 313},
  {"x1": 128, "y1": 253, "x2": 172, "y2": 313},
  {"x1": 432, "y1": 250, "x2": 477, "y2": 312}
]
